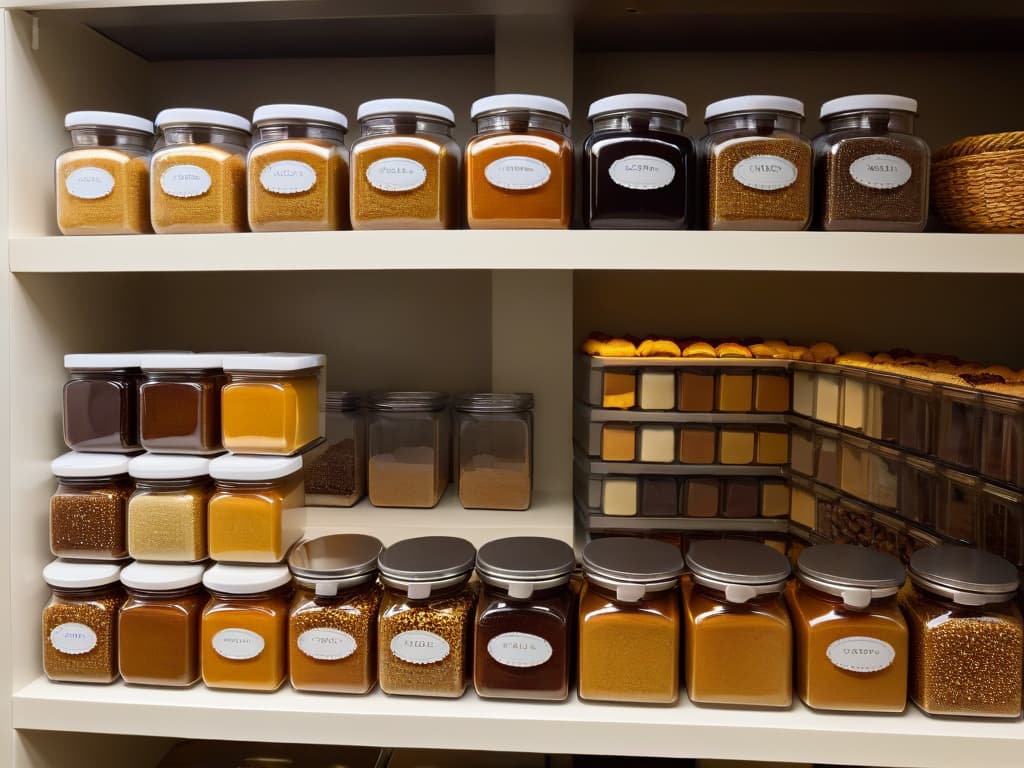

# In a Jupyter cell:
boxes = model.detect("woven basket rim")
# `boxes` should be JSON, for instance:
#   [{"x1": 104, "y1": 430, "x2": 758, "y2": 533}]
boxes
[{"x1": 933, "y1": 131, "x2": 1024, "y2": 163}]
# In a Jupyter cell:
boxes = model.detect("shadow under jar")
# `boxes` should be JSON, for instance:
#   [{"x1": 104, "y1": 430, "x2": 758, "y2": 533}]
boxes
[
  {"x1": 455, "y1": 393, "x2": 533, "y2": 510},
  {"x1": 377, "y1": 536, "x2": 477, "y2": 698},
  {"x1": 50, "y1": 451, "x2": 133, "y2": 560},
  {"x1": 814, "y1": 94, "x2": 929, "y2": 232},
  {"x1": 368, "y1": 392, "x2": 451, "y2": 508},
  {"x1": 139, "y1": 353, "x2": 225, "y2": 455},
  {"x1": 474, "y1": 536, "x2": 575, "y2": 701},
  {"x1": 288, "y1": 534, "x2": 384, "y2": 694},
  {"x1": 583, "y1": 93, "x2": 694, "y2": 229},
  {"x1": 63, "y1": 353, "x2": 143, "y2": 453}
]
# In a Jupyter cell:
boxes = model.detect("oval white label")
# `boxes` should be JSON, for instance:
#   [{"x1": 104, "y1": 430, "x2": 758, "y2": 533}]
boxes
[
  {"x1": 827, "y1": 636, "x2": 896, "y2": 673},
  {"x1": 260, "y1": 160, "x2": 317, "y2": 194},
  {"x1": 366, "y1": 158, "x2": 427, "y2": 192},
  {"x1": 849, "y1": 154, "x2": 912, "y2": 190},
  {"x1": 212, "y1": 628, "x2": 265, "y2": 660},
  {"x1": 65, "y1": 167, "x2": 115, "y2": 200},
  {"x1": 732, "y1": 154, "x2": 798, "y2": 191},
  {"x1": 486, "y1": 632, "x2": 553, "y2": 668},
  {"x1": 160, "y1": 164, "x2": 212, "y2": 198},
  {"x1": 297, "y1": 628, "x2": 357, "y2": 661},
  {"x1": 608, "y1": 155, "x2": 676, "y2": 191},
  {"x1": 49, "y1": 622, "x2": 97, "y2": 655},
  {"x1": 485, "y1": 156, "x2": 552, "y2": 190},
  {"x1": 390, "y1": 630, "x2": 450, "y2": 665}
]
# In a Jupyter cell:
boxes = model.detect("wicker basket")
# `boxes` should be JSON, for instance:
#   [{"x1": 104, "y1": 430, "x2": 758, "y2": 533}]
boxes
[{"x1": 931, "y1": 131, "x2": 1024, "y2": 233}]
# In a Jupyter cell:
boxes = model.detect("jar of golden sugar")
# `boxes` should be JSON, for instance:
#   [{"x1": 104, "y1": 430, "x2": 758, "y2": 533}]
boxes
[
  {"x1": 56, "y1": 111, "x2": 154, "y2": 235},
  {"x1": 151, "y1": 108, "x2": 251, "y2": 234},
  {"x1": 248, "y1": 104, "x2": 350, "y2": 232}
]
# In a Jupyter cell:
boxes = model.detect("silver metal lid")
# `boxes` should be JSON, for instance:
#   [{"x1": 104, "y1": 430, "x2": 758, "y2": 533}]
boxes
[
  {"x1": 797, "y1": 544, "x2": 905, "y2": 609},
  {"x1": 454, "y1": 392, "x2": 534, "y2": 413},
  {"x1": 909, "y1": 544, "x2": 1019, "y2": 606},
  {"x1": 686, "y1": 539, "x2": 791, "y2": 604},
  {"x1": 368, "y1": 391, "x2": 450, "y2": 412},
  {"x1": 288, "y1": 534, "x2": 382, "y2": 597},
  {"x1": 325, "y1": 391, "x2": 361, "y2": 412},
  {"x1": 378, "y1": 536, "x2": 475, "y2": 599},
  {"x1": 476, "y1": 536, "x2": 574, "y2": 598},
  {"x1": 582, "y1": 537, "x2": 683, "y2": 602}
]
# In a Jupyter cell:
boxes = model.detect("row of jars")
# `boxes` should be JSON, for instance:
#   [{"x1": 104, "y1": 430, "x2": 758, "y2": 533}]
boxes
[
  {"x1": 56, "y1": 93, "x2": 929, "y2": 236},
  {"x1": 42, "y1": 533, "x2": 1024, "y2": 718}
]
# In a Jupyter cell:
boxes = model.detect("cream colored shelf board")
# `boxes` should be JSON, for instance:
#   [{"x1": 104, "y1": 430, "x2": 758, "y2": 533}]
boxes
[
  {"x1": 12, "y1": 676, "x2": 1024, "y2": 767},
  {"x1": 9, "y1": 231, "x2": 1024, "y2": 274}
]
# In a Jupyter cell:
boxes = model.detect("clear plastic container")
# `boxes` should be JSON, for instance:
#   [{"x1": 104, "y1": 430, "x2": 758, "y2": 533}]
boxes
[
  {"x1": 350, "y1": 99, "x2": 459, "y2": 230},
  {"x1": 868, "y1": 444, "x2": 901, "y2": 511},
  {"x1": 982, "y1": 484, "x2": 1024, "y2": 566},
  {"x1": 583, "y1": 94, "x2": 694, "y2": 229},
  {"x1": 900, "y1": 545, "x2": 1022, "y2": 717},
  {"x1": 118, "y1": 562, "x2": 208, "y2": 687},
  {"x1": 207, "y1": 454, "x2": 305, "y2": 563},
  {"x1": 865, "y1": 370, "x2": 901, "y2": 443},
  {"x1": 303, "y1": 391, "x2": 366, "y2": 507},
  {"x1": 938, "y1": 387, "x2": 983, "y2": 471},
  {"x1": 248, "y1": 104, "x2": 350, "y2": 232},
  {"x1": 701, "y1": 95, "x2": 812, "y2": 230},
  {"x1": 127, "y1": 454, "x2": 213, "y2": 562},
  {"x1": 139, "y1": 353, "x2": 225, "y2": 454},
  {"x1": 578, "y1": 537, "x2": 683, "y2": 703},
  {"x1": 899, "y1": 455, "x2": 940, "y2": 527},
  {"x1": 466, "y1": 94, "x2": 573, "y2": 229},
  {"x1": 56, "y1": 111, "x2": 154, "y2": 235},
  {"x1": 981, "y1": 393, "x2": 1023, "y2": 486},
  {"x1": 841, "y1": 368, "x2": 868, "y2": 432},
  {"x1": 368, "y1": 392, "x2": 451, "y2": 508},
  {"x1": 938, "y1": 467, "x2": 980, "y2": 543},
  {"x1": 63, "y1": 353, "x2": 143, "y2": 453},
  {"x1": 50, "y1": 452, "x2": 133, "y2": 560},
  {"x1": 814, "y1": 95, "x2": 929, "y2": 232},
  {"x1": 150, "y1": 108, "x2": 251, "y2": 234},
  {"x1": 899, "y1": 377, "x2": 939, "y2": 455},
  {"x1": 455, "y1": 393, "x2": 533, "y2": 510}
]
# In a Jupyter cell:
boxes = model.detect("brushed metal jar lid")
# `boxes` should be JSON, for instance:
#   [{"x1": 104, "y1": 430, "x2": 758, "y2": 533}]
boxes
[
  {"x1": 686, "y1": 539, "x2": 791, "y2": 604},
  {"x1": 289, "y1": 534, "x2": 383, "y2": 597},
  {"x1": 476, "y1": 536, "x2": 574, "y2": 598},
  {"x1": 582, "y1": 537, "x2": 683, "y2": 602},
  {"x1": 797, "y1": 543, "x2": 905, "y2": 609},
  {"x1": 378, "y1": 536, "x2": 475, "y2": 599},
  {"x1": 910, "y1": 544, "x2": 1019, "y2": 606}
]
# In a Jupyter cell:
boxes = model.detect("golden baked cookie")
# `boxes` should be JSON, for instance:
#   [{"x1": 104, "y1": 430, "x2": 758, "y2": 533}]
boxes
[
  {"x1": 682, "y1": 341, "x2": 716, "y2": 358},
  {"x1": 809, "y1": 342, "x2": 839, "y2": 364},
  {"x1": 749, "y1": 343, "x2": 776, "y2": 359},
  {"x1": 597, "y1": 338, "x2": 638, "y2": 357},
  {"x1": 982, "y1": 365, "x2": 1018, "y2": 382},
  {"x1": 582, "y1": 335, "x2": 608, "y2": 356},
  {"x1": 638, "y1": 338, "x2": 682, "y2": 358},
  {"x1": 835, "y1": 351, "x2": 872, "y2": 366},
  {"x1": 715, "y1": 342, "x2": 752, "y2": 359},
  {"x1": 873, "y1": 353, "x2": 894, "y2": 364},
  {"x1": 786, "y1": 346, "x2": 811, "y2": 361}
]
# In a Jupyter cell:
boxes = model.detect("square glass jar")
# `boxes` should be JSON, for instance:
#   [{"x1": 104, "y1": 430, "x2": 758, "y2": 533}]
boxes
[
  {"x1": 368, "y1": 392, "x2": 451, "y2": 508},
  {"x1": 303, "y1": 391, "x2": 366, "y2": 507},
  {"x1": 63, "y1": 353, "x2": 143, "y2": 453},
  {"x1": 50, "y1": 452, "x2": 133, "y2": 560},
  {"x1": 139, "y1": 353, "x2": 225, "y2": 455},
  {"x1": 455, "y1": 393, "x2": 533, "y2": 510},
  {"x1": 127, "y1": 454, "x2": 213, "y2": 563},
  {"x1": 937, "y1": 388, "x2": 983, "y2": 471}
]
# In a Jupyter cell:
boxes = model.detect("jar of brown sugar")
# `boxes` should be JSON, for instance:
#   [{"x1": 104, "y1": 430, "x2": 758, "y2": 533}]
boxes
[
  {"x1": 303, "y1": 391, "x2": 366, "y2": 507},
  {"x1": 815, "y1": 95, "x2": 929, "y2": 232},
  {"x1": 151, "y1": 108, "x2": 251, "y2": 234},
  {"x1": 466, "y1": 94, "x2": 573, "y2": 229},
  {"x1": 702, "y1": 95, "x2": 812, "y2": 230},
  {"x1": 455, "y1": 393, "x2": 533, "y2": 510},
  {"x1": 139, "y1": 353, "x2": 225, "y2": 454},
  {"x1": 248, "y1": 104, "x2": 350, "y2": 232},
  {"x1": 50, "y1": 451, "x2": 133, "y2": 560},
  {"x1": 56, "y1": 111, "x2": 154, "y2": 235},
  {"x1": 350, "y1": 99, "x2": 459, "y2": 230}
]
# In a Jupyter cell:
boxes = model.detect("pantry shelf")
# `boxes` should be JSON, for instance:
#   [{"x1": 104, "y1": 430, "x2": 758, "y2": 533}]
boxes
[{"x1": 9, "y1": 231, "x2": 1024, "y2": 274}]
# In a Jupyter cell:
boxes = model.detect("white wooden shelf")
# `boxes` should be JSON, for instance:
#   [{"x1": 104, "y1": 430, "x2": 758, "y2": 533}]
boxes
[{"x1": 9, "y1": 231, "x2": 1024, "y2": 274}]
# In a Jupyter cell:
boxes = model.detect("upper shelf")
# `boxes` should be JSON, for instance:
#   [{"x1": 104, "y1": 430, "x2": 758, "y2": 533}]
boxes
[{"x1": 10, "y1": 231, "x2": 1024, "y2": 274}]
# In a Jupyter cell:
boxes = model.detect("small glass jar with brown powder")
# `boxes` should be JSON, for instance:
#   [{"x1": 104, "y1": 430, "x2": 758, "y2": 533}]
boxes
[
  {"x1": 455, "y1": 393, "x2": 533, "y2": 510},
  {"x1": 50, "y1": 451, "x2": 133, "y2": 560},
  {"x1": 303, "y1": 391, "x2": 365, "y2": 507},
  {"x1": 368, "y1": 392, "x2": 451, "y2": 508},
  {"x1": 139, "y1": 353, "x2": 225, "y2": 454}
]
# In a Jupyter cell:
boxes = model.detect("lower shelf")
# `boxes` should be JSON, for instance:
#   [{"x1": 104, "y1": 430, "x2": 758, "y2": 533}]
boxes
[{"x1": 12, "y1": 676, "x2": 1024, "y2": 767}]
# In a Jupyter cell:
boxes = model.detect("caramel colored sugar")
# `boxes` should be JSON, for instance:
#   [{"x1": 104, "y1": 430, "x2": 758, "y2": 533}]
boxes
[
  {"x1": 151, "y1": 145, "x2": 247, "y2": 233},
  {"x1": 56, "y1": 149, "x2": 151, "y2": 235},
  {"x1": 248, "y1": 138, "x2": 349, "y2": 231},
  {"x1": 43, "y1": 589, "x2": 124, "y2": 683}
]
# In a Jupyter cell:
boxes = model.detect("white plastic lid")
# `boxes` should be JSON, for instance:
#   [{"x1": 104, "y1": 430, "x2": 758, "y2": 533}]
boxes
[
  {"x1": 155, "y1": 108, "x2": 252, "y2": 133},
  {"x1": 43, "y1": 559, "x2": 124, "y2": 589},
  {"x1": 221, "y1": 352, "x2": 325, "y2": 373},
  {"x1": 471, "y1": 94, "x2": 570, "y2": 120},
  {"x1": 356, "y1": 98, "x2": 455, "y2": 124},
  {"x1": 51, "y1": 451, "x2": 132, "y2": 478},
  {"x1": 203, "y1": 563, "x2": 291, "y2": 594},
  {"x1": 140, "y1": 353, "x2": 223, "y2": 371},
  {"x1": 252, "y1": 104, "x2": 348, "y2": 130},
  {"x1": 705, "y1": 95, "x2": 805, "y2": 121},
  {"x1": 121, "y1": 561, "x2": 207, "y2": 591},
  {"x1": 209, "y1": 453, "x2": 303, "y2": 481},
  {"x1": 64, "y1": 353, "x2": 143, "y2": 370},
  {"x1": 65, "y1": 110, "x2": 154, "y2": 135},
  {"x1": 128, "y1": 453, "x2": 212, "y2": 480},
  {"x1": 820, "y1": 94, "x2": 918, "y2": 119},
  {"x1": 588, "y1": 93, "x2": 688, "y2": 120}
]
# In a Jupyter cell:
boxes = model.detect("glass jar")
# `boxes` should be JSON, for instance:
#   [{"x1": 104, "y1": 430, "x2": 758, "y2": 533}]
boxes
[
  {"x1": 139, "y1": 353, "x2": 225, "y2": 454},
  {"x1": 683, "y1": 539, "x2": 793, "y2": 707},
  {"x1": 786, "y1": 543, "x2": 909, "y2": 712},
  {"x1": 118, "y1": 562, "x2": 208, "y2": 687},
  {"x1": 303, "y1": 391, "x2": 366, "y2": 507},
  {"x1": 466, "y1": 94, "x2": 573, "y2": 229},
  {"x1": 50, "y1": 452, "x2": 133, "y2": 559},
  {"x1": 701, "y1": 95, "x2": 812, "y2": 230},
  {"x1": 583, "y1": 93, "x2": 694, "y2": 229},
  {"x1": 377, "y1": 536, "x2": 477, "y2": 697},
  {"x1": 287, "y1": 534, "x2": 384, "y2": 694},
  {"x1": 208, "y1": 454, "x2": 305, "y2": 563},
  {"x1": 56, "y1": 111, "x2": 154, "y2": 235},
  {"x1": 201, "y1": 564, "x2": 292, "y2": 691},
  {"x1": 63, "y1": 353, "x2": 143, "y2": 452},
  {"x1": 42, "y1": 560, "x2": 125, "y2": 684},
  {"x1": 900, "y1": 545, "x2": 1023, "y2": 717},
  {"x1": 455, "y1": 393, "x2": 533, "y2": 510},
  {"x1": 578, "y1": 537, "x2": 684, "y2": 703},
  {"x1": 221, "y1": 353, "x2": 326, "y2": 455},
  {"x1": 814, "y1": 95, "x2": 929, "y2": 232},
  {"x1": 474, "y1": 536, "x2": 575, "y2": 701},
  {"x1": 150, "y1": 108, "x2": 251, "y2": 234},
  {"x1": 248, "y1": 104, "x2": 350, "y2": 232},
  {"x1": 349, "y1": 99, "x2": 459, "y2": 230},
  {"x1": 127, "y1": 454, "x2": 213, "y2": 562},
  {"x1": 367, "y1": 392, "x2": 451, "y2": 508}
]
